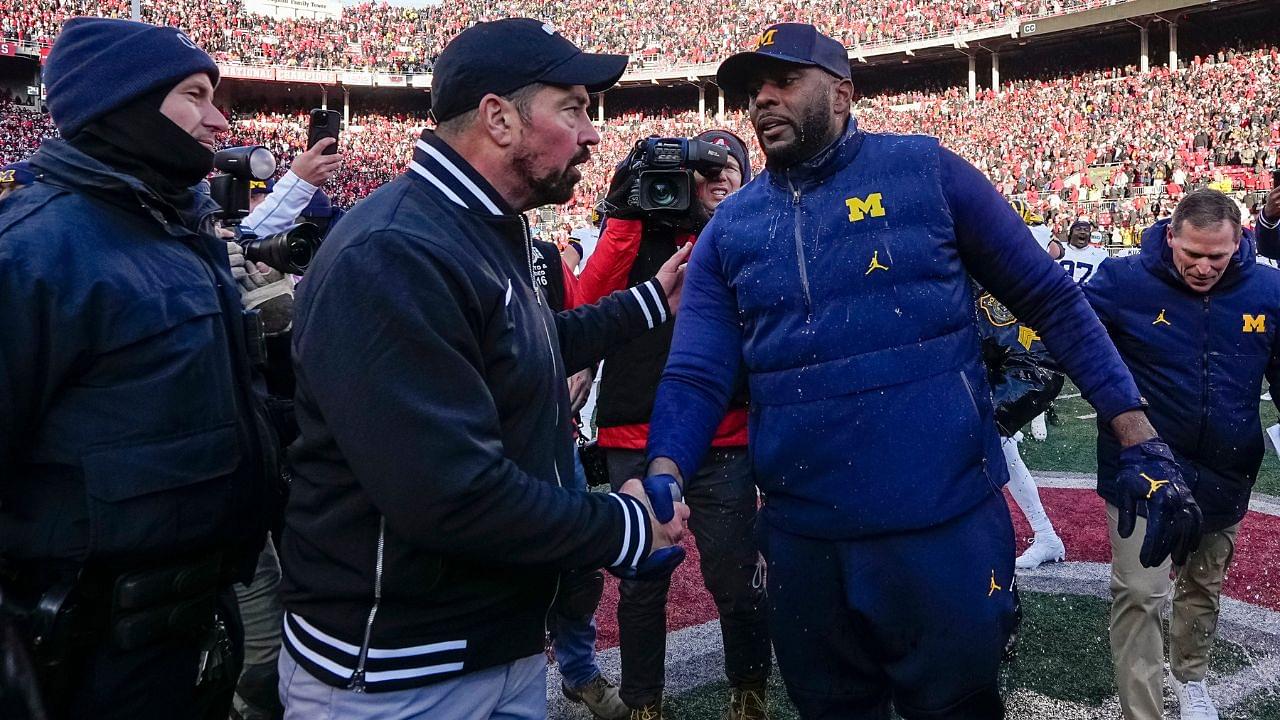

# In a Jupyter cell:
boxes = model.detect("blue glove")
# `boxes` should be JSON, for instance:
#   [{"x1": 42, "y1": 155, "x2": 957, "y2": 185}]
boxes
[
  {"x1": 606, "y1": 475, "x2": 687, "y2": 581},
  {"x1": 608, "y1": 545, "x2": 687, "y2": 581},
  {"x1": 642, "y1": 473, "x2": 683, "y2": 524},
  {"x1": 1115, "y1": 438, "x2": 1203, "y2": 568}
]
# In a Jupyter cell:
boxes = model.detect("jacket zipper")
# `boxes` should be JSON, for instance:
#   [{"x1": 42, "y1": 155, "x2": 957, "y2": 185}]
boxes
[
  {"x1": 1196, "y1": 295, "x2": 1211, "y2": 457},
  {"x1": 520, "y1": 216, "x2": 564, "y2": 640},
  {"x1": 519, "y1": 216, "x2": 565, "y2": 453},
  {"x1": 349, "y1": 516, "x2": 387, "y2": 692},
  {"x1": 787, "y1": 178, "x2": 813, "y2": 321}
]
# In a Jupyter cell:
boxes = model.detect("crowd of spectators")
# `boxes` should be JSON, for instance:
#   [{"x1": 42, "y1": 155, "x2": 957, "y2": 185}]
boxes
[
  {"x1": 2, "y1": 0, "x2": 1134, "y2": 73},
  {"x1": 0, "y1": 95, "x2": 56, "y2": 166},
  {"x1": 856, "y1": 45, "x2": 1280, "y2": 237},
  {"x1": 222, "y1": 106, "x2": 428, "y2": 207},
  {"x1": 4, "y1": 42, "x2": 1277, "y2": 243}
]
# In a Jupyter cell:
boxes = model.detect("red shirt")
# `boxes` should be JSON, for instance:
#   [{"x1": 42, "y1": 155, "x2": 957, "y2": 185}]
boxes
[{"x1": 578, "y1": 218, "x2": 748, "y2": 450}]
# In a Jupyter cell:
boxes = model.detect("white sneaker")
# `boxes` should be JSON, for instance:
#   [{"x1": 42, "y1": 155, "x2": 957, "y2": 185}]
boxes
[
  {"x1": 1172, "y1": 678, "x2": 1219, "y2": 720},
  {"x1": 1015, "y1": 534, "x2": 1065, "y2": 570},
  {"x1": 1030, "y1": 413, "x2": 1048, "y2": 441}
]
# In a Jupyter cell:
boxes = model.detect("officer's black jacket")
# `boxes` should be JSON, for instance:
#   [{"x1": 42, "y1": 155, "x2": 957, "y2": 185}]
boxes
[{"x1": 0, "y1": 139, "x2": 277, "y2": 577}]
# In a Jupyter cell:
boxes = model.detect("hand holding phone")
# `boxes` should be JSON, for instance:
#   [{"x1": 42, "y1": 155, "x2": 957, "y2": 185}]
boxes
[{"x1": 308, "y1": 109, "x2": 341, "y2": 156}]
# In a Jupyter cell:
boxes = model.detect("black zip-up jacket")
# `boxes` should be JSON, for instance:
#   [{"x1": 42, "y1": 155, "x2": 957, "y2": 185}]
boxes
[
  {"x1": 279, "y1": 132, "x2": 670, "y2": 692},
  {"x1": 1086, "y1": 220, "x2": 1280, "y2": 532}
]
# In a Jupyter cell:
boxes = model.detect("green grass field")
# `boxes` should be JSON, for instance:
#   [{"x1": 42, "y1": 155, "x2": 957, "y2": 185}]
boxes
[
  {"x1": 668, "y1": 593, "x2": 1271, "y2": 719},
  {"x1": 666, "y1": 384, "x2": 1280, "y2": 717},
  {"x1": 1018, "y1": 382, "x2": 1280, "y2": 497}
]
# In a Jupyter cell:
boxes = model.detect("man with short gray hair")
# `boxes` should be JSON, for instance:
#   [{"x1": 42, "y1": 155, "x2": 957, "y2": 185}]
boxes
[{"x1": 1085, "y1": 188, "x2": 1280, "y2": 720}]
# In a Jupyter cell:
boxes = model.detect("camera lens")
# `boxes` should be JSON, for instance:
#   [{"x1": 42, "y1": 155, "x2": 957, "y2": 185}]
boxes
[
  {"x1": 647, "y1": 179, "x2": 679, "y2": 208},
  {"x1": 243, "y1": 222, "x2": 322, "y2": 275}
]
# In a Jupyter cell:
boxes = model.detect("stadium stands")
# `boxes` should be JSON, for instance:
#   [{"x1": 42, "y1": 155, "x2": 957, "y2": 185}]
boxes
[
  {"x1": 2, "y1": 2, "x2": 1276, "y2": 241},
  {"x1": 2, "y1": 0, "x2": 1133, "y2": 72},
  {"x1": 218, "y1": 45, "x2": 1277, "y2": 236}
]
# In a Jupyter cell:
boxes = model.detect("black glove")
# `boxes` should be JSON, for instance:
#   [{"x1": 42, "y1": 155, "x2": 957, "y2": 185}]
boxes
[
  {"x1": 1115, "y1": 438, "x2": 1203, "y2": 568},
  {"x1": 600, "y1": 139, "x2": 649, "y2": 220}
]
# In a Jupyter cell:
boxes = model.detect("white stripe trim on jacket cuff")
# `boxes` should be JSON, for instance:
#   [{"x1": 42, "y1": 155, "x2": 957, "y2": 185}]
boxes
[
  {"x1": 609, "y1": 493, "x2": 649, "y2": 569},
  {"x1": 628, "y1": 279, "x2": 668, "y2": 329}
]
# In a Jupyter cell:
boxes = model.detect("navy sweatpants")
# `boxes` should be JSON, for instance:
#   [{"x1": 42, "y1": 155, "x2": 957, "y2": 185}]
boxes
[{"x1": 764, "y1": 490, "x2": 1015, "y2": 720}]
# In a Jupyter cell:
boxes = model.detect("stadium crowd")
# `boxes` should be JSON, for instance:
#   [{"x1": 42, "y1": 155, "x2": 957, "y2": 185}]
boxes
[
  {"x1": 4, "y1": 40, "x2": 1277, "y2": 240},
  {"x1": 222, "y1": 106, "x2": 428, "y2": 208},
  {"x1": 858, "y1": 44, "x2": 1280, "y2": 237},
  {"x1": 3, "y1": 0, "x2": 1134, "y2": 72}
]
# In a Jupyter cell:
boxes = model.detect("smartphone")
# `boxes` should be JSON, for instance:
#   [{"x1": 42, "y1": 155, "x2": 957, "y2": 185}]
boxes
[{"x1": 307, "y1": 109, "x2": 341, "y2": 155}]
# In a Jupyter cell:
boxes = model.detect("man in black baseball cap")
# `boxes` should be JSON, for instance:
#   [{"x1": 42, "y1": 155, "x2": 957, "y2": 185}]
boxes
[{"x1": 278, "y1": 17, "x2": 693, "y2": 720}]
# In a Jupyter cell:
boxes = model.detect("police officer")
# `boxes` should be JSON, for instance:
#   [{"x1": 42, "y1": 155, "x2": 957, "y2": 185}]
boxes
[
  {"x1": 644, "y1": 23, "x2": 1200, "y2": 718},
  {"x1": 0, "y1": 18, "x2": 279, "y2": 719}
]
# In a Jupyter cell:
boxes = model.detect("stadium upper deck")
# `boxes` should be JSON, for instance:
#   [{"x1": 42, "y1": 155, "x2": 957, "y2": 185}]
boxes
[{"x1": 4, "y1": 0, "x2": 1136, "y2": 75}]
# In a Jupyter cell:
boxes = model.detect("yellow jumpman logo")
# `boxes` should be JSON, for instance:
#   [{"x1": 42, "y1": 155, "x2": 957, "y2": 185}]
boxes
[
  {"x1": 865, "y1": 250, "x2": 890, "y2": 275},
  {"x1": 1140, "y1": 472, "x2": 1169, "y2": 499},
  {"x1": 1153, "y1": 309, "x2": 1171, "y2": 326},
  {"x1": 988, "y1": 570, "x2": 1002, "y2": 597}
]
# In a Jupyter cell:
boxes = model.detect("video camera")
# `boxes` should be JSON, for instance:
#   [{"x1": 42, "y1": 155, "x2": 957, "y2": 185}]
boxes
[
  {"x1": 210, "y1": 145, "x2": 324, "y2": 275},
  {"x1": 631, "y1": 137, "x2": 730, "y2": 212}
]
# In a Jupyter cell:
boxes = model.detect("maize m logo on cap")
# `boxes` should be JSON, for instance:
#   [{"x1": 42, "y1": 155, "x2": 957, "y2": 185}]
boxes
[{"x1": 754, "y1": 28, "x2": 778, "y2": 49}]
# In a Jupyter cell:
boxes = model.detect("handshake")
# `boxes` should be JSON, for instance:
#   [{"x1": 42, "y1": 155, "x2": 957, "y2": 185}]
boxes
[{"x1": 612, "y1": 474, "x2": 690, "y2": 581}]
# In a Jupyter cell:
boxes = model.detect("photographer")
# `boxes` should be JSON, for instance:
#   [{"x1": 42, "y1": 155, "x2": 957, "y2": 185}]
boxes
[
  {"x1": 241, "y1": 136, "x2": 343, "y2": 239},
  {"x1": 0, "y1": 18, "x2": 280, "y2": 720},
  {"x1": 578, "y1": 130, "x2": 770, "y2": 719}
]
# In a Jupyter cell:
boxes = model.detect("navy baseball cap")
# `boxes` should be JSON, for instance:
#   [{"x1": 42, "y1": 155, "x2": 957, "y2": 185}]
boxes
[
  {"x1": 717, "y1": 23, "x2": 851, "y2": 94},
  {"x1": 430, "y1": 18, "x2": 628, "y2": 123}
]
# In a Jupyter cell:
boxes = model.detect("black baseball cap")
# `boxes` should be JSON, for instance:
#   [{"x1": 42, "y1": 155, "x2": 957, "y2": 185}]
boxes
[
  {"x1": 430, "y1": 18, "x2": 628, "y2": 123},
  {"x1": 717, "y1": 23, "x2": 851, "y2": 94}
]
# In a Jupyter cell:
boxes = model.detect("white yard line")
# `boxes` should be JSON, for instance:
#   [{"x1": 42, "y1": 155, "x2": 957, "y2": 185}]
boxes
[{"x1": 548, "y1": 559, "x2": 1280, "y2": 718}]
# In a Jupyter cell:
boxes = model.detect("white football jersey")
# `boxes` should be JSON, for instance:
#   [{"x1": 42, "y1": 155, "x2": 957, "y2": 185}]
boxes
[
  {"x1": 1029, "y1": 225, "x2": 1054, "y2": 253},
  {"x1": 1059, "y1": 245, "x2": 1109, "y2": 284}
]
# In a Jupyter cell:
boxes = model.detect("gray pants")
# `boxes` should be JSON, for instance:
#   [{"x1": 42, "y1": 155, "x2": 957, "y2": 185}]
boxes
[
  {"x1": 279, "y1": 649, "x2": 547, "y2": 719},
  {"x1": 233, "y1": 536, "x2": 284, "y2": 720}
]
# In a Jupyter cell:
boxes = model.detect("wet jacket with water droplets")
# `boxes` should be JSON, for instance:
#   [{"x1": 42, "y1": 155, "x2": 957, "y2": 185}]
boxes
[
  {"x1": 647, "y1": 120, "x2": 1144, "y2": 539},
  {"x1": 1086, "y1": 220, "x2": 1280, "y2": 533}
]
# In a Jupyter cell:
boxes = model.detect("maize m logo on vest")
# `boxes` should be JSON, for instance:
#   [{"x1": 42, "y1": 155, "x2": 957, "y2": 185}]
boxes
[
  {"x1": 1244, "y1": 314, "x2": 1267, "y2": 333},
  {"x1": 846, "y1": 193, "x2": 886, "y2": 222}
]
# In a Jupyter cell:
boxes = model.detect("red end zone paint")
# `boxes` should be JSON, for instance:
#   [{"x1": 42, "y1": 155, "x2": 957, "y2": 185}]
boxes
[{"x1": 593, "y1": 488, "x2": 1280, "y2": 649}]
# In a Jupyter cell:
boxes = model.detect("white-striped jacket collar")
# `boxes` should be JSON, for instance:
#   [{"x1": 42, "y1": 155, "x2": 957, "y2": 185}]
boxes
[{"x1": 409, "y1": 130, "x2": 514, "y2": 216}]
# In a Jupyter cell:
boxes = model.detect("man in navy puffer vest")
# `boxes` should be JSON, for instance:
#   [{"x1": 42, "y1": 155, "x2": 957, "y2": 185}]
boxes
[
  {"x1": 643, "y1": 23, "x2": 1199, "y2": 719},
  {"x1": 1085, "y1": 190, "x2": 1280, "y2": 720}
]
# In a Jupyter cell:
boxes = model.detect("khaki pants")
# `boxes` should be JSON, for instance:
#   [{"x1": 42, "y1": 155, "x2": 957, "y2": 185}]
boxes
[{"x1": 1106, "y1": 503, "x2": 1239, "y2": 720}]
